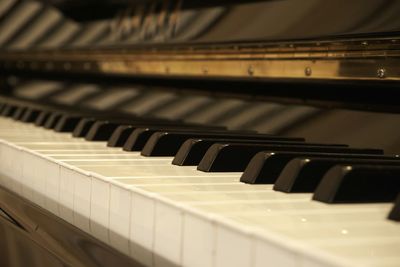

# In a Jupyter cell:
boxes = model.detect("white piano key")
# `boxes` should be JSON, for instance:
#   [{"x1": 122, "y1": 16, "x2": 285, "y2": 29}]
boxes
[
  {"x1": 109, "y1": 184, "x2": 132, "y2": 255},
  {"x1": 59, "y1": 166, "x2": 76, "y2": 224},
  {"x1": 138, "y1": 183, "x2": 272, "y2": 194},
  {"x1": 81, "y1": 165, "x2": 239, "y2": 178},
  {"x1": 49, "y1": 153, "x2": 142, "y2": 157},
  {"x1": 63, "y1": 159, "x2": 172, "y2": 166},
  {"x1": 214, "y1": 222, "x2": 252, "y2": 267},
  {"x1": 21, "y1": 150, "x2": 36, "y2": 199},
  {"x1": 299, "y1": 256, "x2": 343, "y2": 267},
  {"x1": 10, "y1": 147, "x2": 23, "y2": 193},
  {"x1": 73, "y1": 169, "x2": 92, "y2": 233},
  {"x1": 164, "y1": 190, "x2": 309, "y2": 203},
  {"x1": 44, "y1": 160, "x2": 60, "y2": 215},
  {"x1": 38, "y1": 150, "x2": 142, "y2": 156},
  {"x1": 114, "y1": 176, "x2": 239, "y2": 185},
  {"x1": 0, "y1": 142, "x2": 19, "y2": 189},
  {"x1": 354, "y1": 257, "x2": 400, "y2": 267},
  {"x1": 153, "y1": 201, "x2": 183, "y2": 267},
  {"x1": 90, "y1": 175, "x2": 110, "y2": 244},
  {"x1": 253, "y1": 237, "x2": 297, "y2": 267},
  {"x1": 130, "y1": 191, "x2": 156, "y2": 267},
  {"x1": 9, "y1": 150, "x2": 23, "y2": 194},
  {"x1": 182, "y1": 212, "x2": 215, "y2": 267},
  {"x1": 20, "y1": 143, "x2": 119, "y2": 150},
  {"x1": 1, "y1": 134, "x2": 79, "y2": 140},
  {"x1": 0, "y1": 143, "x2": 8, "y2": 187},
  {"x1": 31, "y1": 155, "x2": 47, "y2": 206},
  {"x1": 220, "y1": 217, "x2": 354, "y2": 267},
  {"x1": 318, "y1": 238, "x2": 400, "y2": 257},
  {"x1": 0, "y1": 142, "x2": 11, "y2": 177},
  {"x1": 224, "y1": 212, "x2": 400, "y2": 266},
  {"x1": 45, "y1": 151, "x2": 141, "y2": 157}
]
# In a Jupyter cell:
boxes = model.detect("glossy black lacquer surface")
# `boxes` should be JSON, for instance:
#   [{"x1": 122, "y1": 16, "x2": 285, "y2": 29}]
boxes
[
  {"x1": 39, "y1": 0, "x2": 400, "y2": 42},
  {"x1": 389, "y1": 194, "x2": 400, "y2": 222},
  {"x1": 0, "y1": 186, "x2": 143, "y2": 267}
]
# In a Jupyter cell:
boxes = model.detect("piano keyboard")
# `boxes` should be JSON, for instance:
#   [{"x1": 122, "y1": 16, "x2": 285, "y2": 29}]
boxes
[{"x1": 0, "y1": 101, "x2": 399, "y2": 267}]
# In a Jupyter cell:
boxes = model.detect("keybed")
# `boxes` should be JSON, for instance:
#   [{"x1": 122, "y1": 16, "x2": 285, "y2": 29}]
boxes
[{"x1": 0, "y1": 112, "x2": 399, "y2": 267}]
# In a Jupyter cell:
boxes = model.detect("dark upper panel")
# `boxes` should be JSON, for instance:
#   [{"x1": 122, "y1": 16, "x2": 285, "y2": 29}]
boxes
[
  {"x1": 38, "y1": 0, "x2": 400, "y2": 44},
  {"x1": 37, "y1": 0, "x2": 264, "y2": 21},
  {"x1": 193, "y1": 0, "x2": 400, "y2": 43}
]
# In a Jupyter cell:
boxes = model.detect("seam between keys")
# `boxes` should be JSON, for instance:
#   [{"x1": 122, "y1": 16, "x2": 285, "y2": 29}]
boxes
[{"x1": 151, "y1": 199, "x2": 157, "y2": 267}]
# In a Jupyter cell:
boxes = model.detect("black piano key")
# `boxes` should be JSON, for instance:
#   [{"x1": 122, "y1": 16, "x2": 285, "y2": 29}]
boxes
[
  {"x1": 0, "y1": 102, "x2": 9, "y2": 113},
  {"x1": 47, "y1": 112, "x2": 125, "y2": 133},
  {"x1": 240, "y1": 151, "x2": 289, "y2": 184},
  {"x1": 72, "y1": 118, "x2": 96, "y2": 137},
  {"x1": 0, "y1": 104, "x2": 9, "y2": 116},
  {"x1": 107, "y1": 125, "x2": 135, "y2": 147},
  {"x1": 141, "y1": 131, "x2": 305, "y2": 157},
  {"x1": 197, "y1": 143, "x2": 384, "y2": 172},
  {"x1": 12, "y1": 106, "x2": 27, "y2": 120},
  {"x1": 123, "y1": 126, "x2": 230, "y2": 152},
  {"x1": 173, "y1": 138, "x2": 216, "y2": 165},
  {"x1": 20, "y1": 107, "x2": 41, "y2": 122},
  {"x1": 0, "y1": 103, "x2": 7, "y2": 113},
  {"x1": 85, "y1": 120, "x2": 175, "y2": 142},
  {"x1": 388, "y1": 194, "x2": 400, "y2": 222},
  {"x1": 109, "y1": 120, "x2": 222, "y2": 148},
  {"x1": 54, "y1": 114, "x2": 83, "y2": 132},
  {"x1": 172, "y1": 139, "x2": 277, "y2": 166},
  {"x1": 35, "y1": 110, "x2": 52, "y2": 126},
  {"x1": 123, "y1": 128, "x2": 166, "y2": 152},
  {"x1": 0, "y1": 104, "x2": 8, "y2": 115},
  {"x1": 74, "y1": 118, "x2": 160, "y2": 139},
  {"x1": 313, "y1": 165, "x2": 400, "y2": 203},
  {"x1": 43, "y1": 112, "x2": 63, "y2": 129},
  {"x1": 240, "y1": 152, "x2": 399, "y2": 184},
  {"x1": 1, "y1": 104, "x2": 18, "y2": 117},
  {"x1": 85, "y1": 121, "x2": 122, "y2": 141},
  {"x1": 172, "y1": 137, "x2": 306, "y2": 165},
  {"x1": 57, "y1": 113, "x2": 141, "y2": 134},
  {"x1": 274, "y1": 157, "x2": 400, "y2": 193}
]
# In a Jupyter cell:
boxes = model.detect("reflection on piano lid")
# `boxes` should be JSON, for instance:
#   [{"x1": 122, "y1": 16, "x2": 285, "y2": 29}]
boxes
[{"x1": 0, "y1": 1, "x2": 400, "y2": 267}]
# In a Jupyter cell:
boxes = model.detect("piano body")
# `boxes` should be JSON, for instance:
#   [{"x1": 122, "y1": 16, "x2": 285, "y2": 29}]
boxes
[{"x1": 0, "y1": 0, "x2": 400, "y2": 266}]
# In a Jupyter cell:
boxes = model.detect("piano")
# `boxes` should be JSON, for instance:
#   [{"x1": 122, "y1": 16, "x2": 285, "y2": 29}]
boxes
[{"x1": 0, "y1": 0, "x2": 399, "y2": 266}]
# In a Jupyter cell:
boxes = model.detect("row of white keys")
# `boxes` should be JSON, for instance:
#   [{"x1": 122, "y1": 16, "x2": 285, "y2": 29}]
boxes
[
  {"x1": 0, "y1": 119, "x2": 278, "y2": 266},
  {"x1": 0, "y1": 118, "x2": 242, "y2": 264},
  {"x1": 0, "y1": 117, "x2": 399, "y2": 267},
  {"x1": 0, "y1": 120, "x2": 394, "y2": 267}
]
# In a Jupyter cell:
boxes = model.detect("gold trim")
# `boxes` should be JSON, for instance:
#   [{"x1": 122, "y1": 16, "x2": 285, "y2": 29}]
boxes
[
  {"x1": 96, "y1": 58, "x2": 399, "y2": 80},
  {"x1": 1, "y1": 39, "x2": 400, "y2": 81}
]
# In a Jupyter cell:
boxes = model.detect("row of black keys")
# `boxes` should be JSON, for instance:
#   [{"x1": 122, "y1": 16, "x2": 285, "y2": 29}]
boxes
[{"x1": 1, "y1": 100, "x2": 400, "y2": 222}]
